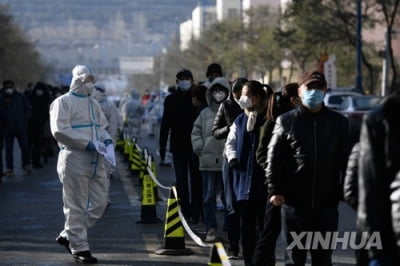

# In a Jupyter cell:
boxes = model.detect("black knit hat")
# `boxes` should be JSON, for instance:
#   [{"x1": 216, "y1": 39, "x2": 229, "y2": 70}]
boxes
[
  {"x1": 206, "y1": 63, "x2": 223, "y2": 77},
  {"x1": 176, "y1": 69, "x2": 193, "y2": 79},
  {"x1": 3, "y1": 80, "x2": 15, "y2": 88}
]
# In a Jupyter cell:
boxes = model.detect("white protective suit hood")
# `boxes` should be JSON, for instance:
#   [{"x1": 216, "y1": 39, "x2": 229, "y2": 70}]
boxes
[
  {"x1": 70, "y1": 65, "x2": 95, "y2": 95},
  {"x1": 130, "y1": 89, "x2": 140, "y2": 100},
  {"x1": 93, "y1": 82, "x2": 107, "y2": 102}
]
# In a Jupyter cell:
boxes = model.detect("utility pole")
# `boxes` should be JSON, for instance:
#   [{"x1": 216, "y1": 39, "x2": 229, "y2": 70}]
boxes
[{"x1": 355, "y1": 0, "x2": 363, "y2": 93}]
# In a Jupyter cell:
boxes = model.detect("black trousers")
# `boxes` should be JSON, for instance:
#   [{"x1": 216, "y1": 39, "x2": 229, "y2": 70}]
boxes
[
  {"x1": 190, "y1": 153, "x2": 202, "y2": 222},
  {"x1": 0, "y1": 131, "x2": 3, "y2": 175},
  {"x1": 172, "y1": 151, "x2": 195, "y2": 220},
  {"x1": 236, "y1": 200, "x2": 266, "y2": 266},
  {"x1": 252, "y1": 200, "x2": 282, "y2": 266},
  {"x1": 281, "y1": 205, "x2": 338, "y2": 266}
]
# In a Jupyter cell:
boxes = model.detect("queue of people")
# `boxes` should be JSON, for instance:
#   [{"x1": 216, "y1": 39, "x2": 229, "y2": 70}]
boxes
[
  {"x1": 0, "y1": 80, "x2": 69, "y2": 181},
  {"x1": 1, "y1": 62, "x2": 399, "y2": 266},
  {"x1": 158, "y1": 64, "x2": 400, "y2": 266}
]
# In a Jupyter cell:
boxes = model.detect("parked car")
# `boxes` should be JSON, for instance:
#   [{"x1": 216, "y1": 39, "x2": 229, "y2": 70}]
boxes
[
  {"x1": 338, "y1": 95, "x2": 383, "y2": 144},
  {"x1": 324, "y1": 90, "x2": 362, "y2": 110}
]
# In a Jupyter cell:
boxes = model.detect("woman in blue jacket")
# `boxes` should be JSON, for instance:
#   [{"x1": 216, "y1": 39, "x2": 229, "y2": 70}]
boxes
[{"x1": 225, "y1": 80, "x2": 270, "y2": 266}]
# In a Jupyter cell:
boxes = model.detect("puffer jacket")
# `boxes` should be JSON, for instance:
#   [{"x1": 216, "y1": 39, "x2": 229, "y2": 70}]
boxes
[
  {"x1": 357, "y1": 91, "x2": 400, "y2": 261},
  {"x1": 266, "y1": 105, "x2": 350, "y2": 208},
  {"x1": 191, "y1": 78, "x2": 230, "y2": 171}
]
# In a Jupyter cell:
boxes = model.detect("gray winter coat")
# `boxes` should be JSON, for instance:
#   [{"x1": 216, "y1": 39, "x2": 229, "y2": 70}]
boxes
[{"x1": 191, "y1": 78, "x2": 230, "y2": 171}]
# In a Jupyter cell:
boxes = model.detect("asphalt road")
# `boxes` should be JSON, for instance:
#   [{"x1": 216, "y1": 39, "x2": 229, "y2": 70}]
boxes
[{"x1": 0, "y1": 129, "x2": 357, "y2": 266}]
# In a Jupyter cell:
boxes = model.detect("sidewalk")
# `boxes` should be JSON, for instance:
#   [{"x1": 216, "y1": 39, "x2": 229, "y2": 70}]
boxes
[
  {"x1": 0, "y1": 135, "x2": 357, "y2": 265},
  {"x1": 0, "y1": 139, "x2": 240, "y2": 265}
]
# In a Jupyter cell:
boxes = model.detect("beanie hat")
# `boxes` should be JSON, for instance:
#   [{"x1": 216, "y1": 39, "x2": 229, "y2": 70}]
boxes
[
  {"x1": 3, "y1": 80, "x2": 15, "y2": 88},
  {"x1": 206, "y1": 63, "x2": 223, "y2": 77},
  {"x1": 176, "y1": 69, "x2": 193, "y2": 79}
]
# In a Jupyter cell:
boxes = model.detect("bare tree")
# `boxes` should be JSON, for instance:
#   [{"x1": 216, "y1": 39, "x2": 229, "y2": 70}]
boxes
[{"x1": 374, "y1": 0, "x2": 400, "y2": 93}]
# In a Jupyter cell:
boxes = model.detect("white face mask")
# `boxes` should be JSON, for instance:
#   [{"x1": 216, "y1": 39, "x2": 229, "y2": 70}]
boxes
[
  {"x1": 212, "y1": 91, "x2": 227, "y2": 103},
  {"x1": 178, "y1": 80, "x2": 191, "y2": 91},
  {"x1": 83, "y1": 82, "x2": 95, "y2": 95},
  {"x1": 238, "y1": 95, "x2": 253, "y2": 109}
]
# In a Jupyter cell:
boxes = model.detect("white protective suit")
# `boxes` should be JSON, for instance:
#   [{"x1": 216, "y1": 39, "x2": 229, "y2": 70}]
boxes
[
  {"x1": 50, "y1": 65, "x2": 112, "y2": 254},
  {"x1": 93, "y1": 83, "x2": 123, "y2": 142},
  {"x1": 120, "y1": 89, "x2": 144, "y2": 140},
  {"x1": 93, "y1": 83, "x2": 123, "y2": 178}
]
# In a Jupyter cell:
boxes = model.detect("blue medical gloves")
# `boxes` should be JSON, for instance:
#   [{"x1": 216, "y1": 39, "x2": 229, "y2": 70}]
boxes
[
  {"x1": 85, "y1": 139, "x2": 112, "y2": 151},
  {"x1": 104, "y1": 139, "x2": 113, "y2": 147},
  {"x1": 85, "y1": 141, "x2": 96, "y2": 151}
]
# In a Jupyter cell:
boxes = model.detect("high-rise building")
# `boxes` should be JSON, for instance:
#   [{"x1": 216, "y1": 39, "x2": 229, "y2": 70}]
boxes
[
  {"x1": 216, "y1": 0, "x2": 240, "y2": 22},
  {"x1": 179, "y1": 1, "x2": 216, "y2": 51}
]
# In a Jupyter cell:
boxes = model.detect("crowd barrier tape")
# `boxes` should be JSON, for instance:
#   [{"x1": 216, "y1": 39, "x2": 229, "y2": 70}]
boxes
[
  {"x1": 146, "y1": 157, "x2": 211, "y2": 247},
  {"x1": 145, "y1": 155, "x2": 172, "y2": 190},
  {"x1": 155, "y1": 187, "x2": 193, "y2": 255},
  {"x1": 144, "y1": 155, "x2": 214, "y2": 247},
  {"x1": 171, "y1": 186, "x2": 213, "y2": 248},
  {"x1": 124, "y1": 145, "x2": 221, "y2": 250}
]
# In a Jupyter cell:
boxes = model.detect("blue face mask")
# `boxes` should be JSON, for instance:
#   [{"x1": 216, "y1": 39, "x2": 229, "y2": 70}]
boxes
[
  {"x1": 178, "y1": 80, "x2": 191, "y2": 91},
  {"x1": 301, "y1": 89, "x2": 325, "y2": 109}
]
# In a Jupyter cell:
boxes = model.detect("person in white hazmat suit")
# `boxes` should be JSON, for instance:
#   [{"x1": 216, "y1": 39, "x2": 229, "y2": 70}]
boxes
[
  {"x1": 50, "y1": 65, "x2": 113, "y2": 264},
  {"x1": 93, "y1": 83, "x2": 123, "y2": 202},
  {"x1": 120, "y1": 89, "x2": 144, "y2": 141},
  {"x1": 93, "y1": 83, "x2": 122, "y2": 146}
]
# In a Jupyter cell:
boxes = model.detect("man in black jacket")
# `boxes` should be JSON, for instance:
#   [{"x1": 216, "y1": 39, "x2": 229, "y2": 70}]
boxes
[
  {"x1": 159, "y1": 69, "x2": 196, "y2": 220},
  {"x1": 266, "y1": 70, "x2": 350, "y2": 266},
  {"x1": 358, "y1": 91, "x2": 400, "y2": 266}
]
